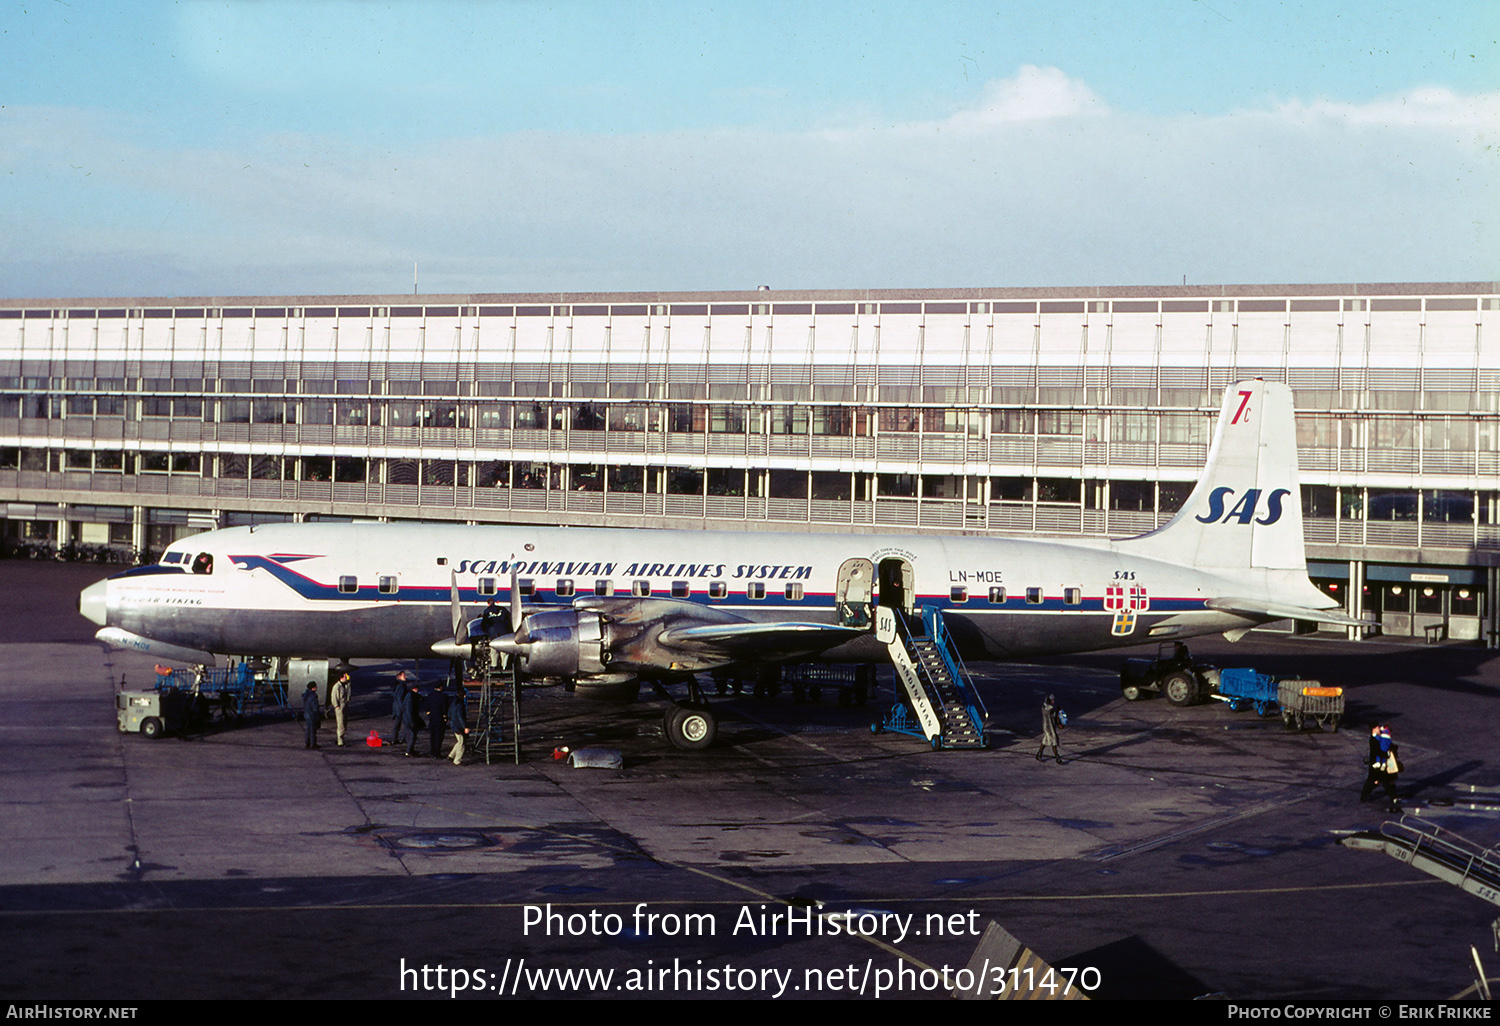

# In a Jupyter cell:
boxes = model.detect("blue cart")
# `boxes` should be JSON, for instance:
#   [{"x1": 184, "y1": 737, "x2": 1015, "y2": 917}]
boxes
[{"x1": 1215, "y1": 668, "x2": 1281, "y2": 716}]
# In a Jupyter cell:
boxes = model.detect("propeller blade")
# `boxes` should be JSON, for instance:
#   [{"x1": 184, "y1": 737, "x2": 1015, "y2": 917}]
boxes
[
  {"x1": 450, "y1": 570, "x2": 465, "y2": 643},
  {"x1": 509, "y1": 566, "x2": 522, "y2": 628}
]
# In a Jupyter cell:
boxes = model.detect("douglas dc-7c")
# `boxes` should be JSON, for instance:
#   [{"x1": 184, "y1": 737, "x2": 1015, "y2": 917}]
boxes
[{"x1": 79, "y1": 379, "x2": 1366, "y2": 749}]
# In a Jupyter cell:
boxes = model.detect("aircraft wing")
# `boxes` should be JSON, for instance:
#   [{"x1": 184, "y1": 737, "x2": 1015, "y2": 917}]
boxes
[
  {"x1": 656, "y1": 620, "x2": 866, "y2": 658},
  {"x1": 453, "y1": 595, "x2": 871, "y2": 676},
  {"x1": 1205, "y1": 596, "x2": 1375, "y2": 628}
]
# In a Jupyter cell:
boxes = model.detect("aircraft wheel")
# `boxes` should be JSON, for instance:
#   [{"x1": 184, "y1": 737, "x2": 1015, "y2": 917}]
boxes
[
  {"x1": 140, "y1": 717, "x2": 164, "y2": 739},
  {"x1": 666, "y1": 704, "x2": 717, "y2": 751},
  {"x1": 1161, "y1": 671, "x2": 1200, "y2": 707}
]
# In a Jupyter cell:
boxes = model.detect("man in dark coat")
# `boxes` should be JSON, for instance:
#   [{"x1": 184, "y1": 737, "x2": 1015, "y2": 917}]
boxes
[
  {"x1": 302, "y1": 682, "x2": 322, "y2": 749},
  {"x1": 390, "y1": 670, "x2": 412, "y2": 744},
  {"x1": 426, "y1": 682, "x2": 448, "y2": 758},
  {"x1": 1360, "y1": 724, "x2": 1401, "y2": 811},
  {"x1": 400, "y1": 680, "x2": 425, "y2": 756}
]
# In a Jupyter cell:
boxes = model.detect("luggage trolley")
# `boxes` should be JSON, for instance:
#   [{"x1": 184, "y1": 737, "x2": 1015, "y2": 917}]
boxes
[{"x1": 1277, "y1": 679, "x2": 1344, "y2": 732}]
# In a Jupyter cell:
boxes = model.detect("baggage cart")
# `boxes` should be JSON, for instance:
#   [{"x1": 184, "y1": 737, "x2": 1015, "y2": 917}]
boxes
[
  {"x1": 1215, "y1": 668, "x2": 1280, "y2": 716},
  {"x1": 1278, "y1": 680, "x2": 1343, "y2": 732}
]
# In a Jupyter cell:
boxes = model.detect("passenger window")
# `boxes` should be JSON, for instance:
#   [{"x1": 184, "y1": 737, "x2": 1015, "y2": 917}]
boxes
[
  {"x1": 708, "y1": 581, "x2": 728, "y2": 600},
  {"x1": 747, "y1": 582, "x2": 766, "y2": 600},
  {"x1": 632, "y1": 580, "x2": 651, "y2": 597},
  {"x1": 339, "y1": 576, "x2": 358, "y2": 594},
  {"x1": 785, "y1": 583, "x2": 803, "y2": 601},
  {"x1": 988, "y1": 586, "x2": 1006, "y2": 603},
  {"x1": 595, "y1": 579, "x2": 614, "y2": 597},
  {"x1": 556, "y1": 579, "x2": 575, "y2": 598},
  {"x1": 950, "y1": 586, "x2": 968, "y2": 603},
  {"x1": 378, "y1": 576, "x2": 398, "y2": 594},
  {"x1": 1026, "y1": 587, "x2": 1044, "y2": 605},
  {"x1": 518, "y1": 579, "x2": 535, "y2": 597},
  {"x1": 1063, "y1": 587, "x2": 1082, "y2": 606},
  {"x1": 477, "y1": 577, "x2": 497, "y2": 596},
  {"x1": 671, "y1": 580, "x2": 691, "y2": 598}
]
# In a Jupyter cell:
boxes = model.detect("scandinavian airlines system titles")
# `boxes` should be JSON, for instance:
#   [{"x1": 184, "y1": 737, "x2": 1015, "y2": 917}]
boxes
[{"x1": 453, "y1": 559, "x2": 813, "y2": 580}]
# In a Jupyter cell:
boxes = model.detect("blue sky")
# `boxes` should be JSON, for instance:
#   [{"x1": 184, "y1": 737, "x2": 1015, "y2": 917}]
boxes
[{"x1": 2, "y1": 1, "x2": 1496, "y2": 296}]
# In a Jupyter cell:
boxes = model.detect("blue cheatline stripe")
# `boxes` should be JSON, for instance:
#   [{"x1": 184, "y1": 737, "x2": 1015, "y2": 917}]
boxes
[{"x1": 222, "y1": 554, "x2": 1209, "y2": 614}]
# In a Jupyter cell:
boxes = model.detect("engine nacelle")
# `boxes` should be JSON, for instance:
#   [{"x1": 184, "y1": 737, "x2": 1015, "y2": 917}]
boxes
[{"x1": 513, "y1": 608, "x2": 607, "y2": 678}]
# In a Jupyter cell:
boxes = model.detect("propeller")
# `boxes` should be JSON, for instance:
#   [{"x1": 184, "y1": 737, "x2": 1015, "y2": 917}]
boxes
[
  {"x1": 432, "y1": 571, "x2": 475, "y2": 660},
  {"x1": 431, "y1": 566, "x2": 532, "y2": 663},
  {"x1": 492, "y1": 567, "x2": 529, "y2": 660},
  {"x1": 450, "y1": 570, "x2": 465, "y2": 644}
]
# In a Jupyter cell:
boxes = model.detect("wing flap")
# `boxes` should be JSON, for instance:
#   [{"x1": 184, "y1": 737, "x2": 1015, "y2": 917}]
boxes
[{"x1": 1205, "y1": 596, "x2": 1374, "y2": 628}]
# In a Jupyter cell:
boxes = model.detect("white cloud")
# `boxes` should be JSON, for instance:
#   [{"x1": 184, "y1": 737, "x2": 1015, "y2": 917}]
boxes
[
  {"x1": 2, "y1": 67, "x2": 1496, "y2": 297},
  {"x1": 1273, "y1": 86, "x2": 1500, "y2": 130},
  {"x1": 937, "y1": 66, "x2": 1107, "y2": 132}
]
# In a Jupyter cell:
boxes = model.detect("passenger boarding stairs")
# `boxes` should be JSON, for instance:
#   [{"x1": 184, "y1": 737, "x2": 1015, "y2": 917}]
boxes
[
  {"x1": 877, "y1": 605, "x2": 988, "y2": 749},
  {"x1": 1343, "y1": 816, "x2": 1500, "y2": 911}
]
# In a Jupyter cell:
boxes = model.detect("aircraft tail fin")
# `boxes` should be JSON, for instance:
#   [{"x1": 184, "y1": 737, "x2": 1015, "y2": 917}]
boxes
[{"x1": 1120, "y1": 380, "x2": 1306, "y2": 573}]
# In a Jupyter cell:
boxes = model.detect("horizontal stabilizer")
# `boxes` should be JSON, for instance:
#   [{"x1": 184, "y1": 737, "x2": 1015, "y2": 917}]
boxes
[
  {"x1": 1205, "y1": 596, "x2": 1375, "y2": 629},
  {"x1": 658, "y1": 620, "x2": 865, "y2": 657}
]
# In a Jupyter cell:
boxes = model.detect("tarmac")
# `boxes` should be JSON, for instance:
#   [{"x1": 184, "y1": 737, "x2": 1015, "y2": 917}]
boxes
[{"x1": 1, "y1": 560, "x2": 1499, "y2": 1001}]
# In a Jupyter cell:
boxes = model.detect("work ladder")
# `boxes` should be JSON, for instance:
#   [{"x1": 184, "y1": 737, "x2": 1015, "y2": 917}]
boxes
[
  {"x1": 878, "y1": 605, "x2": 988, "y2": 749},
  {"x1": 464, "y1": 641, "x2": 521, "y2": 764}
]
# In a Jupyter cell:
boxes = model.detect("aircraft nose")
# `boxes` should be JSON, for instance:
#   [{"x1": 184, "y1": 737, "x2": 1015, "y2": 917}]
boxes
[{"x1": 79, "y1": 579, "x2": 109, "y2": 626}]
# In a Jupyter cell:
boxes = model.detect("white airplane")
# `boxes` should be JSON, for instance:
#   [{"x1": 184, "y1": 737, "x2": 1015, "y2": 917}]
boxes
[{"x1": 79, "y1": 379, "x2": 1365, "y2": 748}]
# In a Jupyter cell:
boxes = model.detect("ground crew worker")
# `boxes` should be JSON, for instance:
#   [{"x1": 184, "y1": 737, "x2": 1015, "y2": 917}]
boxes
[
  {"x1": 448, "y1": 684, "x2": 470, "y2": 765},
  {"x1": 302, "y1": 682, "x2": 322, "y2": 749},
  {"x1": 328, "y1": 672, "x2": 351, "y2": 746}
]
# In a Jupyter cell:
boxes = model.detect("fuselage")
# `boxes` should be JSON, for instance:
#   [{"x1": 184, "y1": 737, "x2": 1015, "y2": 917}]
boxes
[{"x1": 81, "y1": 521, "x2": 1261, "y2": 663}]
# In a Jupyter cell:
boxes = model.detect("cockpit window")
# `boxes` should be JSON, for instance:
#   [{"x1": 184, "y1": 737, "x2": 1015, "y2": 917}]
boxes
[
  {"x1": 162, "y1": 552, "x2": 184, "y2": 564},
  {"x1": 191, "y1": 552, "x2": 214, "y2": 575}
]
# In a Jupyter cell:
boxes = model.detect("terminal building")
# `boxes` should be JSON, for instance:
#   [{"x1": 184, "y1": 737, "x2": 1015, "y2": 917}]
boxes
[{"x1": 2, "y1": 282, "x2": 1497, "y2": 646}]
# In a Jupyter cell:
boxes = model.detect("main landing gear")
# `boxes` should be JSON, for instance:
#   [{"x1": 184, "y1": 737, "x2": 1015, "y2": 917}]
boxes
[
  {"x1": 663, "y1": 703, "x2": 717, "y2": 751},
  {"x1": 650, "y1": 676, "x2": 720, "y2": 751}
]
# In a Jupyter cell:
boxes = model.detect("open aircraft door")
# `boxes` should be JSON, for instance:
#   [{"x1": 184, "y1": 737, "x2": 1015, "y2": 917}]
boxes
[
  {"x1": 835, "y1": 558, "x2": 874, "y2": 628},
  {"x1": 877, "y1": 558, "x2": 915, "y2": 615}
]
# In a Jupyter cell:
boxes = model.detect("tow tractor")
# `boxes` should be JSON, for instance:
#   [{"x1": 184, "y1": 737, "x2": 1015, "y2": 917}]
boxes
[
  {"x1": 117, "y1": 686, "x2": 188, "y2": 738},
  {"x1": 1119, "y1": 642, "x2": 1221, "y2": 706}
]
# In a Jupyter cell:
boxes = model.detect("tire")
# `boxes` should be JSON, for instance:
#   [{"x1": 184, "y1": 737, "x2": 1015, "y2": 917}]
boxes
[
  {"x1": 666, "y1": 704, "x2": 717, "y2": 751},
  {"x1": 1162, "y1": 670, "x2": 1200, "y2": 707},
  {"x1": 140, "y1": 717, "x2": 164, "y2": 739},
  {"x1": 1121, "y1": 681, "x2": 1148, "y2": 701}
]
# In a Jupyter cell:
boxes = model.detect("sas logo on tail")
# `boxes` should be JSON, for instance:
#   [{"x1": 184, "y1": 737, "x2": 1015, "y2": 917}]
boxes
[{"x1": 1194, "y1": 487, "x2": 1292, "y2": 526}]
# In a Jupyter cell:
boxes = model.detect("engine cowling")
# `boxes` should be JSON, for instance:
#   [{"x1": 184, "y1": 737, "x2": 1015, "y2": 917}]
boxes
[{"x1": 508, "y1": 608, "x2": 607, "y2": 678}]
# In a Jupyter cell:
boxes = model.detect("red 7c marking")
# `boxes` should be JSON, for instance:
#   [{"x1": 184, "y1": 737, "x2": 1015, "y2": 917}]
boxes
[{"x1": 1231, "y1": 390, "x2": 1253, "y2": 425}]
